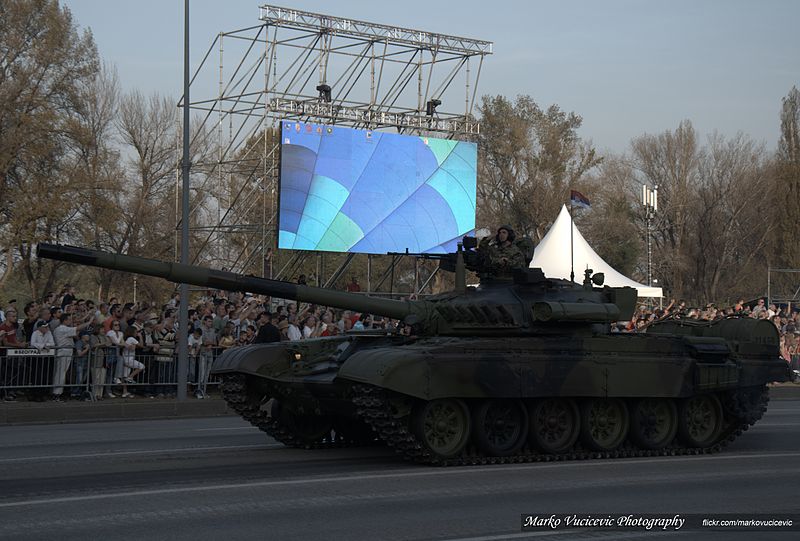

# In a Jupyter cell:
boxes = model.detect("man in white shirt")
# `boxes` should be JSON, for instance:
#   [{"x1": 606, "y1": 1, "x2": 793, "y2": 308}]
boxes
[
  {"x1": 31, "y1": 320, "x2": 55, "y2": 350},
  {"x1": 51, "y1": 313, "x2": 92, "y2": 401},
  {"x1": 29, "y1": 321, "x2": 55, "y2": 397},
  {"x1": 286, "y1": 315, "x2": 302, "y2": 341}
]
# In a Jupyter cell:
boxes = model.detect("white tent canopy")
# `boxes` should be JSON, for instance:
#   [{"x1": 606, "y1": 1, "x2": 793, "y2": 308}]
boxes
[{"x1": 530, "y1": 205, "x2": 663, "y2": 298}]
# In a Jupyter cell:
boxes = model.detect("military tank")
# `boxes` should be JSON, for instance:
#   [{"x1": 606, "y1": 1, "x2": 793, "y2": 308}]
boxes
[{"x1": 37, "y1": 242, "x2": 790, "y2": 466}]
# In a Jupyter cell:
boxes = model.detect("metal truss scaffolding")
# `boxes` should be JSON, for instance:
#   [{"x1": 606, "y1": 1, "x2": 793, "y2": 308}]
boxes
[{"x1": 183, "y1": 4, "x2": 492, "y2": 289}]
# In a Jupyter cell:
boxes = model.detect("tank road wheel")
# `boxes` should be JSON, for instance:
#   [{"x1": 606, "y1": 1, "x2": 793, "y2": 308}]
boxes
[
  {"x1": 412, "y1": 399, "x2": 471, "y2": 459},
  {"x1": 528, "y1": 398, "x2": 580, "y2": 454},
  {"x1": 580, "y1": 399, "x2": 629, "y2": 451},
  {"x1": 271, "y1": 400, "x2": 334, "y2": 446},
  {"x1": 678, "y1": 394, "x2": 723, "y2": 448},
  {"x1": 630, "y1": 399, "x2": 678, "y2": 450},
  {"x1": 472, "y1": 399, "x2": 529, "y2": 457}
]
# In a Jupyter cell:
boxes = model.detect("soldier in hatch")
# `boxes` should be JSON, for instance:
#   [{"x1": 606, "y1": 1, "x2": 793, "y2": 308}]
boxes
[{"x1": 477, "y1": 225, "x2": 526, "y2": 276}]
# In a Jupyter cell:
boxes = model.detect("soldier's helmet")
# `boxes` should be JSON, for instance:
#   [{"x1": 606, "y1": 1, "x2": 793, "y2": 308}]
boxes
[{"x1": 496, "y1": 225, "x2": 516, "y2": 243}]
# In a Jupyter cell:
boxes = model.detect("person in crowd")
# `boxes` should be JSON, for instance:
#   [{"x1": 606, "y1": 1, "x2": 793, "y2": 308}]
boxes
[
  {"x1": 752, "y1": 298, "x2": 767, "y2": 318},
  {"x1": 346, "y1": 277, "x2": 361, "y2": 293},
  {"x1": 105, "y1": 319, "x2": 124, "y2": 395},
  {"x1": 218, "y1": 326, "x2": 236, "y2": 350},
  {"x1": 321, "y1": 323, "x2": 338, "y2": 337},
  {"x1": 137, "y1": 320, "x2": 160, "y2": 397},
  {"x1": 302, "y1": 315, "x2": 322, "y2": 339},
  {"x1": 31, "y1": 320, "x2": 54, "y2": 349},
  {"x1": 47, "y1": 306, "x2": 61, "y2": 333},
  {"x1": 336, "y1": 310, "x2": 351, "y2": 333},
  {"x1": 286, "y1": 315, "x2": 302, "y2": 341},
  {"x1": 51, "y1": 313, "x2": 93, "y2": 401},
  {"x1": 71, "y1": 331, "x2": 91, "y2": 399},
  {"x1": 153, "y1": 319, "x2": 176, "y2": 398},
  {"x1": 254, "y1": 313, "x2": 280, "y2": 343},
  {"x1": 196, "y1": 316, "x2": 217, "y2": 399},
  {"x1": 60, "y1": 284, "x2": 76, "y2": 309},
  {"x1": 103, "y1": 304, "x2": 121, "y2": 333},
  {"x1": 238, "y1": 324, "x2": 257, "y2": 345},
  {"x1": 212, "y1": 302, "x2": 228, "y2": 335},
  {"x1": 767, "y1": 303, "x2": 778, "y2": 319},
  {"x1": 277, "y1": 319, "x2": 290, "y2": 341},
  {"x1": 167, "y1": 291, "x2": 180, "y2": 309},
  {"x1": 353, "y1": 313, "x2": 372, "y2": 331},
  {"x1": 0, "y1": 307, "x2": 26, "y2": 401},
  {"x1": 89, "y1": 324, "x2": 110, "y2": 400},
  {"x1": 119, "y1": 326, "x2": 144, "y2": 398},
  {"x1": 0, "y1": 308, "x2": 25, "y2": 347},
  {"x1": 188, "y1": 327, "x2": 203, "y2": 397},
  {"x1": 27, "y1": 320, "x2": 55, "y2": 400},
  {"x1": 22, "y1": 302, "x2": 39, "y2": 342},
  {"x1": 120, "y1": 303, "x2": 136, "y2": 332},
  {"x1": 193, "y1": 308, "x2": 204, "y2": 332}
]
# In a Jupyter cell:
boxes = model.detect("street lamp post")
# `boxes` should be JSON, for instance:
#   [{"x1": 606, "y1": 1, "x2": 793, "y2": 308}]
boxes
[{"x1": 642, "y1": 184, "x2": 658, "y2": 287}]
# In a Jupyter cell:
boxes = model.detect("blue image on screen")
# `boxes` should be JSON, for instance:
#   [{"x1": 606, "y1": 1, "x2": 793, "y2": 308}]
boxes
[{"x1": 278, "y1": 121, "x2": 477, "y2": 254}]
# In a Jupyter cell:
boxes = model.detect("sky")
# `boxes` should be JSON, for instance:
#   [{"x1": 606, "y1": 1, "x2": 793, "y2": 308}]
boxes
[{"x1": 62, "y1": 0, "x2": 800, "y2": 154}]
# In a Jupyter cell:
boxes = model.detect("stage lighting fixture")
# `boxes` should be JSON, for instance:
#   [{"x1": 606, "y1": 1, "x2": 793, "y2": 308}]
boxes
[
  {"x1": 426, "y1": 98, "x2": 441, "y2": 116},
  {"x1": 316, "y1": 84, "x2": 332, "y2": 102}
]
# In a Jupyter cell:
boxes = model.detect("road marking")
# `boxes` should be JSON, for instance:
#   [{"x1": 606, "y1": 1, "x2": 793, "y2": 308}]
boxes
[
  {"x1": 194, "y1": 427, "x2": 257, "y2": 431},
  {"x1": 1, "y1": 451, "x2": 799, "y2": 508},
  {"x1": 0, "y1": 443, "x2": 283, "y2": 463}
]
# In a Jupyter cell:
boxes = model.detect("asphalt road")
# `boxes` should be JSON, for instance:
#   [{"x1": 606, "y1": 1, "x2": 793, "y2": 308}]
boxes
[{"x1": 0, "y1": 401, "x2": 798, "y2": 541}]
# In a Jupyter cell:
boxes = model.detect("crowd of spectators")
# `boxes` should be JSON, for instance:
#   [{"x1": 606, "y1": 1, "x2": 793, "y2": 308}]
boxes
[
  {"x1": 0, "y1": 280, "x2": 408, "y2": 402},
  {"x1": 1, "y1": 282, "x2": 798, "y2": 403}
]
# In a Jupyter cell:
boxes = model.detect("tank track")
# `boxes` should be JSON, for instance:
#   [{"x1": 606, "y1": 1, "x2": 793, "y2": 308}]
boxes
[
  {"x1": 220, "y1": 374, "x2": 373, "y2": 449},
  {"x1": 352, "y1": 384, "x2": 770, "y2": 466}
]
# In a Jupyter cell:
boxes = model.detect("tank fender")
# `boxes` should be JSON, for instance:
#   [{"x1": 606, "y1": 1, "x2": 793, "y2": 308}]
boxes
[
  {"x1": 681, "y1": 336, "x2": 730, "y2": 360},
  {"x1": 337, "y1": 341, "x2": 509, "y2": 400},
  {"x1": 211, "y1": 335, "x2": 357, "y2": 379},
  {"x1": 211, "y1": 343, "x2": 294, "y2": 377}
]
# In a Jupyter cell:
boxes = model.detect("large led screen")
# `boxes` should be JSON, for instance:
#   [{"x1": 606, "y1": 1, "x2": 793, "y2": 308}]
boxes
[{"x1": 278, "y1": 121, "x2": 477, "y2": 254}]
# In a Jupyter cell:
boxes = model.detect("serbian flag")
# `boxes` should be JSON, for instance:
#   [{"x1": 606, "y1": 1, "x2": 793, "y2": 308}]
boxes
[{"x1": 570, "y1": 189, "x2": 591, "y2": 209}]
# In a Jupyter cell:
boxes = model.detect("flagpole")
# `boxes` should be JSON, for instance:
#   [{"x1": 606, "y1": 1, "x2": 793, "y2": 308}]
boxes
[{"x1": 569, "y1": 197, "x2": 575, "y2": 283}]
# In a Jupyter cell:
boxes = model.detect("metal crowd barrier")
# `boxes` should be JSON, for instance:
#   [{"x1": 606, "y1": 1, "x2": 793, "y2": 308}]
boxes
[{"x1": 0, "y1": 346, "x2": 223, "y2": 401}]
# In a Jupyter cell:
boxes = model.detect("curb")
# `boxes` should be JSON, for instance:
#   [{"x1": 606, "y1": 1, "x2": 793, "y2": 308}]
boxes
[{"x1": 0, "y1": 397, "x2": 233, "y2": 425}]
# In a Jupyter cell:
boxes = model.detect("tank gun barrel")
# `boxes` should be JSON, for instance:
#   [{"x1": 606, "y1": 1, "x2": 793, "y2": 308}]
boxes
[{"x1": 37, "y1": 243, "x2": 414, "y2": 320}]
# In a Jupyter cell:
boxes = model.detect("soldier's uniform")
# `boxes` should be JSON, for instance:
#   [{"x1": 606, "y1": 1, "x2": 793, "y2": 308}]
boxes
[{"x1": 478, "y1": 225, "x2": 526, "y2": 277}]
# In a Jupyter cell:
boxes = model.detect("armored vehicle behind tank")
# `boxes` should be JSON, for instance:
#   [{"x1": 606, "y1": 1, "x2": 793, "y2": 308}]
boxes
[{"x1": 38, "y1": 241, "x2": 791, "y2": 466}]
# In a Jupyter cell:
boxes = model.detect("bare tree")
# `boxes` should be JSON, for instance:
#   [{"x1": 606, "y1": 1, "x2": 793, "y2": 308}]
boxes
[
  {"x1": 630, "y1": 120, "x2": 701, "y2": 300},
  {"x1": 773, "y1": 86, "x2": 800, "y2": 270},
  {"x1": 691, "y1": 133, "x2": 772, "y2": 302},
  {"x1": 582, "y1": 157, "x2": 642, "y2": 278},
  {"x1": 0, "y1": 0, "x2": 99, "y2": 297}
]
